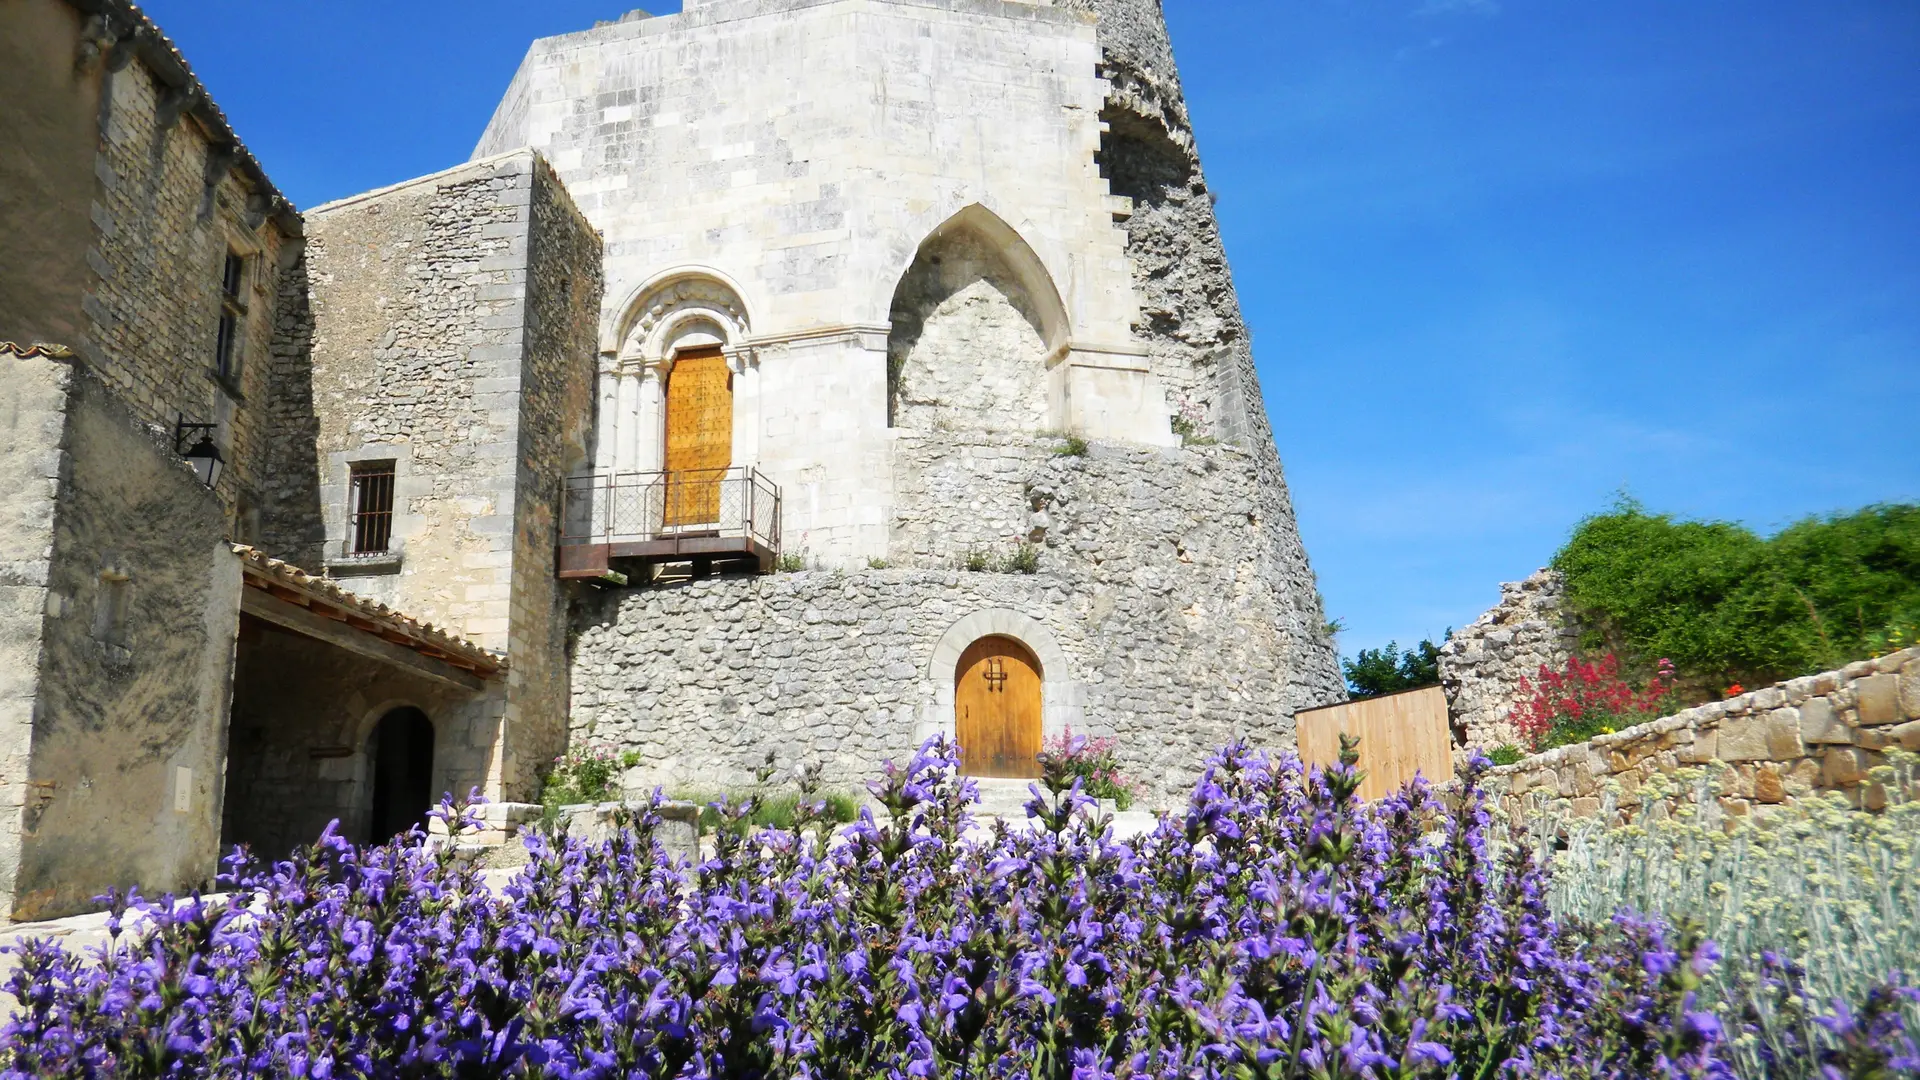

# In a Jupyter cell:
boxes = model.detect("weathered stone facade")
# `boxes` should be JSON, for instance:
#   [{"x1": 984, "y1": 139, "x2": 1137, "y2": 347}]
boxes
[
  {"x1": 573, "y1": 441, "x2": 1341, "y2": 804},
  {"x1": 0, "y1": 0, "x2": 1346, "y2": 917},
  {"x1": 1438, "y1": 569, "x2": 1579, "y2": 750},
  {"x1": 1486, "y1": 647, "x2": 1920, "y2": 823},
  {"x1": 0, "y1": 350, "x2": 240, "y2": 921},
  {"x1": 282, "y1": 152, "x2": 603, "y2": 797}
]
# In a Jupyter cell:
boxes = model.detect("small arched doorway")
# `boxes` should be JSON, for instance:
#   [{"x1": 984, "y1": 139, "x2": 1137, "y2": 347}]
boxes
[
  {"x1": 368, "y1": 707, "x2": 435, "y2": 843},
  {"x1": 954, "y1": 636, "x2": 1044, "y2": 778},
  {"x1": 663, "y1": 345, "x2": 733, "y2": 525}
]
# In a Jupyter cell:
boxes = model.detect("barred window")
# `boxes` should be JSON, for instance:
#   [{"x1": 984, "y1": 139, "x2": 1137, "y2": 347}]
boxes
[
  {"x1": 214, "y1": 251, "x2": 247, "y2": 385},
  {"x1": 349, "y1": 461, "x2": 396, "y2": 555}
]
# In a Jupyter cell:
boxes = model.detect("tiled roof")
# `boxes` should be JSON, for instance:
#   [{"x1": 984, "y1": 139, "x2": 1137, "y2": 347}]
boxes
[
  {"x1": 232, "y1": 545, "x2": 504, "y2": 677},
  {"x1": 0, "y1": 342, "x2": 77, "y2": 359},
  {"x1": 64, "y1": 0, "x2": 300, "y2": 236}
]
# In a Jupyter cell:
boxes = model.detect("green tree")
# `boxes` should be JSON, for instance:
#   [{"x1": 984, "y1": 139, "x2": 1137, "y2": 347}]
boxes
[
  {"x1": 1554, "y1": 499, "x2": 1920, "y2": 688},
  {"x1": 1342, "y1": 637, "x2": 1444, "y2": 699}
]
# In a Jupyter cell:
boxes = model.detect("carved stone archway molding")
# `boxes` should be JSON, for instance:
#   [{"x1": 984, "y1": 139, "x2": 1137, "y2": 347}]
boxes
[
  {"x1": 597, "y1": 269, "x2": 759, "y2": 474},
  {"x1": 920, "y1": 609, "x2": 1085, "y2": 748}
]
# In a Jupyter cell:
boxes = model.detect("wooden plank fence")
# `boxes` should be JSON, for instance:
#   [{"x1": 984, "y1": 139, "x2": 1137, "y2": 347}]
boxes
[{"x1": 1296, "y1": 685, "x2": 1454, "y2": 801}]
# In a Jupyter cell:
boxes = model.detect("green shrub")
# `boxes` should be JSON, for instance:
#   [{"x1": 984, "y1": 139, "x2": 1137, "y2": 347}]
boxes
[
  {"x1": 1554, "y1": 499, "x2": 1920, "y2": 688},
  {"x1": 1488, "y1": 743, "x2": 1525, "y2": 766},
  {"x1": 777, "y1": 551, "x2": 807, "y2": 572},
  {"x1": 1001, "y1": 543, "x2": 1040, "y2": 574},
  {"x1": 1052, "y1": 433, "x2": 1090, "y2": 457},
  {"x1": 681, "y1": 789, "x2": 862, "y2": 835},
  {"x1": 866, "y1": 557, "x2": 889, "y2": 570},
  {"x1": 542, "y1": 744, "x2": 642, "y2": 818},
  {"x1": 962, "y1": 547, "x2": 992, "y2": 572}
]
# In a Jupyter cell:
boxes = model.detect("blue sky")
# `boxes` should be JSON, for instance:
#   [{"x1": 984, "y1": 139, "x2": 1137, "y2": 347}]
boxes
[{"x1": 147, "y1": 0, "x2": 1920, "y2": 664}]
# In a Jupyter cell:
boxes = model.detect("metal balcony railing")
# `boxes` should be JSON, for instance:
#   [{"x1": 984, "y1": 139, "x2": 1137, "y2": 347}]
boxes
[{"x1": 558, "y1": 466, "x2": 782, "y2": 579}]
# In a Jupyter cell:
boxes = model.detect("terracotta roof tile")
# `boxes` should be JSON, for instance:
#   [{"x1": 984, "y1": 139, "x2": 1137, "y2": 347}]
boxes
[{"x1": 231, "y1": 545, "x2": 504, "y2": 677}]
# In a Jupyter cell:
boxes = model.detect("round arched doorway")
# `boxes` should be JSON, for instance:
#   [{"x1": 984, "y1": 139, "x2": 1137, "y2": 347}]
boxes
[
  {"x1": 367, "y1": 707, "x2": 435, "y2": 843},
  {"x1": 954, "y1": 636, "x2": 1043, "y2": 778}
]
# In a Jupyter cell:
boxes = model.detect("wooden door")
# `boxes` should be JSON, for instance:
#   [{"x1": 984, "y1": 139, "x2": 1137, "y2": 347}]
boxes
[
  {"x1": 663, "y1": 347, "x2": 733, "y2": 525},
  {"x1": 954, "y1": 636, "x2": 1043, "y2": 778}
]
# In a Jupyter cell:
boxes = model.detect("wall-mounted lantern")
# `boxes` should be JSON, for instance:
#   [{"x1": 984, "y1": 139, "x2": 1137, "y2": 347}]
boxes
[{"x1": 173, "y1": 415, "x2": 224, "y2": 489}]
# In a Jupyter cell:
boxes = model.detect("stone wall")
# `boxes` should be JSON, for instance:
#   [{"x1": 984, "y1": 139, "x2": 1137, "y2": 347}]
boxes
[
  {"x1": 572, "y1": 440, "x2": 1344, "y2": 804},
  {"x1": 1437, "y1": 568, "x2": 1579, "y2": 750},
  {"x1": 888, "y1": 226, "x2": 1051, "y2": 435},
  {"x1": 0, "y1": 346, "x2": 72, "y2": 921},
  {"x1": 1486, "y1": 647, "x2": 1920, "y2": 823},
  {"x1": 1061, "y1": 0, "x2": 1337, "y2": 675},
  {"x1": 505, "y1": 157, "x2": 603, "y2": 793},
  {"x1": 0, "y1": 0, "x2": 300, "y2": 545},
  {"x1": 292, "y1": 150, "x2": 600, "y2": 801},
  {"x1": 8, "y1": 362, "x2": 240, "y2": 921},
  {"x1": 0, "y1": 0, "x2": 100, "y2": 349}
]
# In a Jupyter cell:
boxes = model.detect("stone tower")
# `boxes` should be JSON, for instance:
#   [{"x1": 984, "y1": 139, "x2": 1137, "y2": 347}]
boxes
[{"x1": 476, "y1": 0, "x2": 1344, "y2": 802}]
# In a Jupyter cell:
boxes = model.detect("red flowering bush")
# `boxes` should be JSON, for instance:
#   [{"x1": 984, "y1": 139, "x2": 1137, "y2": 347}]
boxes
[{"x1": 1513, "y1": 653, "x2": 1677, "y2": 751}]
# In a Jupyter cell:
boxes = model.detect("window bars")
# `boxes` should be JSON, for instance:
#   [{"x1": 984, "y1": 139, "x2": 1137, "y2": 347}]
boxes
[{"x1": 348, "y1": 461, "x2": 397, "y2": 555}]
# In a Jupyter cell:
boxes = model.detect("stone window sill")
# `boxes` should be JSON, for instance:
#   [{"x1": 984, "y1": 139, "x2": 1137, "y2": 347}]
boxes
[
  {"x1": 206, "y1": 368, "x2": 246, "y2": 402},
  {"x1": 326, "y1": 551, "x2": 403, "y2": 577}
]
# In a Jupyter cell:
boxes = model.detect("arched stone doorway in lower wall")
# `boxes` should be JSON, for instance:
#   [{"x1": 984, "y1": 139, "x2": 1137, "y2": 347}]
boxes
[
  {"x1": 368, "y1": 707, "x2": 435, "y2": 843},
  {"x1": 927, "y1": 610, "x2": 1083, "y2": 778},
  {"x1": 954, "y1": 636, "x2": 1044, "y2": 778}
]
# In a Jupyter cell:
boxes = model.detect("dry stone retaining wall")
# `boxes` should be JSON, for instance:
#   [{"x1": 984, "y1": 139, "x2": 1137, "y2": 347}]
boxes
[{"x1": 1485, "y1": 647, "x2": 1920, "y2": 823}]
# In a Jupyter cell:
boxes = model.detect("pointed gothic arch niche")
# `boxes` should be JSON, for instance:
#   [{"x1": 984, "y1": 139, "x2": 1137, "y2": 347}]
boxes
[
  {"x1": 597, "y1": 270, "x2": 757, "y2": 477},
  {"x1": 886, "y1": 206, "x2": 1070, "y2": 430}
]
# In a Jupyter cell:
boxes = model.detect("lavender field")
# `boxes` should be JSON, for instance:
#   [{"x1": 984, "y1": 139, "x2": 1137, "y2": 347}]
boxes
[{"x1": 2, "y1": 741, "x2": 1914, "y2": 1078}]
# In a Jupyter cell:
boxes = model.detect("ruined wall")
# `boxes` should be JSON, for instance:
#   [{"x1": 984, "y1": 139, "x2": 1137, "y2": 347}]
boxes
[
  {"x1": 574, "y1": 441, "x2": 1340, "y2": 804},
  {"x1": 0, "y1": 0, "x2": 99, "y2": 348},
  {"x1": 1486, "y1": 647, "x2": 1920, "y2": 823},
  {"x1": 1438, "y1": 569, "x2": 1580, "y2": 750},
  {"x1": 1058, "y1": 0, "x2": 1341, "y2": 690},
  {"x1": 10, "y1": 365, "x2": 240, "y2": 921},
  {"x1": 0, "y1": 347, "x2": 74, "y2": 919},
  {"x1": 223, "y1": 618, "x2": 494, "y2": 855}
]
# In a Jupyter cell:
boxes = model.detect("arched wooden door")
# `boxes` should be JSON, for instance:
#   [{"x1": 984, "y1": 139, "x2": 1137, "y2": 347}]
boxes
[
  {"x1": 368, "y1": 707, "x2": 435, "y2": 844},
  {"x1": 954, "y1": 636, "x2": 1043, "y2": 778},
  {"x1": 663, "y1": 347, "x2": 733, "y2": 525}
]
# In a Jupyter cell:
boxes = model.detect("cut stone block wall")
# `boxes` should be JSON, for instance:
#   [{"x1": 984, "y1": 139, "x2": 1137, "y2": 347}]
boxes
[
  {"x1": 1484, "y1": 647, "x2": 1920, "y2": 823},
  {"x1": 571, "y1": 440, "x2": 1344, "y2": 805},
  {"x1": 1437, "y1": 568, "x2": 1579, "y2": 750},
  {"x1": 291, "y1": 150, "x2": 602, "y2": 801}
]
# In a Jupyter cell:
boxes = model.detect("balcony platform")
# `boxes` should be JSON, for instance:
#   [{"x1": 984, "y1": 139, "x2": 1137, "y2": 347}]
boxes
[{"x1": 558, "y1": 467, "x2": 782, "y2": 581}]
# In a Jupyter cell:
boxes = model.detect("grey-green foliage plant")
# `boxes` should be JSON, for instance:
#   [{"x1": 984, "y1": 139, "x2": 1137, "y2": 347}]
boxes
[
  {"x1": 962, "y1": 547, "x2": 992, "y2": 572},
  {"x1": 1518, "y1": 751, "x2": 1920, "y2": 1078}
]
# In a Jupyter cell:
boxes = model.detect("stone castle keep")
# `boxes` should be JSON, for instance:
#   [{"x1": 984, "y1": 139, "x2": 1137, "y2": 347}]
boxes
[{"x1": 0, "y1": 0, "x2": 1342, "y2": 919}]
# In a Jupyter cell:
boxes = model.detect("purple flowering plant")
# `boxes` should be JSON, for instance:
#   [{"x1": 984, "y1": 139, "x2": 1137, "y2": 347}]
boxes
[{"x1": 3, "y1": 735, "x2": 1914, "y2": 1078}]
